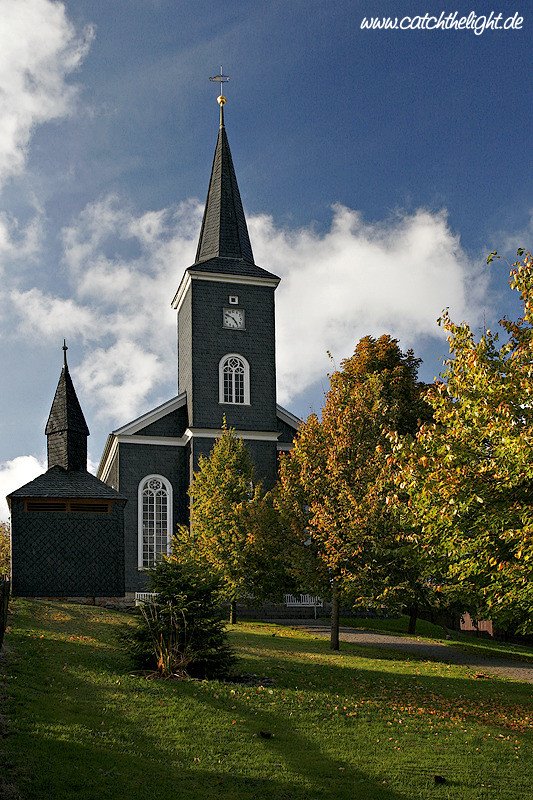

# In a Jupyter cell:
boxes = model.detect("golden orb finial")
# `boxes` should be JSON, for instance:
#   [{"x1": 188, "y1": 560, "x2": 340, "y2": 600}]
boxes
[{"x1": 217, "y1": 94, "x2": 227, "y2": 106}]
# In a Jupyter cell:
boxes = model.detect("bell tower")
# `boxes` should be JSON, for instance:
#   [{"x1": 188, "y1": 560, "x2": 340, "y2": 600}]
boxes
[{"x1": 172, "y1": 86, "x2": 280, "y2": 463}]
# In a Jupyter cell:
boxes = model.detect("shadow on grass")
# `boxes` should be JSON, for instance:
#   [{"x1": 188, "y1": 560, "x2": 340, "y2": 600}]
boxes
[
  {"x1": 2, "y1": 601, "x2": 408, "y2": 800},
  {"x1": 4, "y1": 731, "x2": 406, "y2": 800},
  {"x1": 228, "y1": 628, "x2": 533, "y2": 734}
]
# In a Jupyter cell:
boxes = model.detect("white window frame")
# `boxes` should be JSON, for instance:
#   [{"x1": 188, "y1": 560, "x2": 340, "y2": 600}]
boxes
[
  {"x1": 137, "y1": 474, "x2": 173, "y2": 570},
  {"x1": 219, "y1": 353, "x2": 250, "y2": 405}
]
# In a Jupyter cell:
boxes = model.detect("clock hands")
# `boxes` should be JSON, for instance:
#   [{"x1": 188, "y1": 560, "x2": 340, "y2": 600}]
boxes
[{"x1": 224, "y1": 309, "x2": 244, "y2": 328}]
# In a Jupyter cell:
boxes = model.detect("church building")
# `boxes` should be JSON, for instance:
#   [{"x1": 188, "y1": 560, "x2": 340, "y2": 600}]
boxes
[{"x1": 96, "y1": 93, "x2": 300, "y2": 599}]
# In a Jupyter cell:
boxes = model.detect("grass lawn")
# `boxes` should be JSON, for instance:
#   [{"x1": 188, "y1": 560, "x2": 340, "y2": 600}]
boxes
[{"x1": 1, "y1": 600, "x2": 531, "y2": 800}]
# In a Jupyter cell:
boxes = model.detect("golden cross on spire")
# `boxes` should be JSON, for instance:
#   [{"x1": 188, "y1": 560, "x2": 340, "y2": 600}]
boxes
[{"x1": 209, "y1": 67, "x2": 230, "y2": 126}]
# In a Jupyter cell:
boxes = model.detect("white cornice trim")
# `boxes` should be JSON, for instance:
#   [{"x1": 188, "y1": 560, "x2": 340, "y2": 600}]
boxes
[
  {"x1": 186, "y1": 427, "x2": 279, "y2": 442},
  {"x1": 98, "y1": 430, "x2": 190, "y2": 483},
  {"x1": 171, "y1": 269, "x2": 279, "y2": 312},
  {"x1": 171, "y1": 271, "x2": 191, "y2": 311},
  {"x1": 98, "y1": 421, "x2": 293, "y2": 483},
  {"x1": 190, "y1": 270, "x2": 280, "y2": 287},
  {"x1": 113, "y1": 393, "x2": 187, "y2": 436},
  {"x1": 276, "y1": 404, "x2": 302, "y2": 429},
  {"x1": 98, "y1": 436, "x2": 118, "y2": 483},
  {"x1": 117, "y1": 435, "x2": 188, "y2": 447}
]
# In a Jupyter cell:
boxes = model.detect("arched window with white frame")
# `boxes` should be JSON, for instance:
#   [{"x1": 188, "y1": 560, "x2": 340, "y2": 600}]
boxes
[
  {"x1": 138, "y1": 475, "x2": 173, "y2": 569},
  {"x1": 219, "y1": 353, "x2": 250, "y2": 405}
]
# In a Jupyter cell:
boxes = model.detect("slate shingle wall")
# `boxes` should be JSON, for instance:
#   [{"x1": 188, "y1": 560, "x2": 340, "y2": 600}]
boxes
[
  {"x1": 47, "y1": 431, "x2": 87, "y2": 472},
  {"x1": 117, "y1": 442, "x2": 189, "y2": 593},
  {"x1": 188, "y1": 280, "x2": 277, "y2": 432},
  {"x1": 11, "y1": 498, "x2": 125, "y2": 597},
  {"x1": 135, "y1": 406, "x2": 188, "y2": 438},
  {"x1": 277, "y1": 418, "x2": 298, "y2": 444}
]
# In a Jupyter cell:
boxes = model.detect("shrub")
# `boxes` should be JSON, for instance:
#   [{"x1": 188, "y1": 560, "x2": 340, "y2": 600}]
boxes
[{"x1": 125, "y1": 558, "x2": 235, "y2": 679}]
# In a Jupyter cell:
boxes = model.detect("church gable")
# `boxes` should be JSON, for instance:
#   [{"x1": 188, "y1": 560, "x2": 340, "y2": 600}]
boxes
[
  {"x1": 112, "y1": 393, "x2": 187, "y2": 437},
  {"x1": 135, "y1": 405, "x2": 189, "y2": 438},
  {"x1": 97, "y1": 394, "x2": 189, "y2": 488}
]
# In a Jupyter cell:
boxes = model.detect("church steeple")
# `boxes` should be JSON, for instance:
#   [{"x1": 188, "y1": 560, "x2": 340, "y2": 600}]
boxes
[
  {"x1": 194, "y1": 94, "x2": 255, "y2": 266},
  {"x1": 45, "y1": 342, "x2": 89, "y2": 472}
]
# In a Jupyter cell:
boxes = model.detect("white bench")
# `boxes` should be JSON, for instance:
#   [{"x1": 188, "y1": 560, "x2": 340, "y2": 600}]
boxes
[
  {"x1": 134, "y1": 592, "x2": 159, "y2": 606},
  {"x1": 284, "y1": 594, "x2": 323, "y2": 618}
]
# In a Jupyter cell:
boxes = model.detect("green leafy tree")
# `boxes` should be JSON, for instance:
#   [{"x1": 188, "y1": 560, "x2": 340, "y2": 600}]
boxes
[
  {"x1": 391, "y1": 250, "x2": 533, "y2": 634},
  {"x1": 279, "y1": 335, "x2": 430, "y2": 648},
  {"x1": 177, "y1": 425, "x2": 287, "y2": 623}
]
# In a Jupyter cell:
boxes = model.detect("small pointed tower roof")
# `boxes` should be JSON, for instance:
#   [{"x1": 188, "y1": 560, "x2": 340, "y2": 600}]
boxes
[
  {"x1": 45, "y1": 341, "x2": 89, "y2": 471},
  {"x1": 172, "y1": 77, "x2": 279, "y2": 309},
  {"x1": 187, "y1": 79, "x2": 278, "y2": 283},
  {"x1": 195, "y1": 92, "x2": 255, "y2": 265}
]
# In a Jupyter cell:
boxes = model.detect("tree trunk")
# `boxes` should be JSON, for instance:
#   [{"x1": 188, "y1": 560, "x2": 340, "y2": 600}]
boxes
[
  {"x1": 330, "y1": 586, "x2": 340, "y2": 650},
  {"x1": 229, "y1": 599, "x2": 237, "y2": 625},
  {"x1": 407, "y1": 604, "x2": 418, "y2": 635}
]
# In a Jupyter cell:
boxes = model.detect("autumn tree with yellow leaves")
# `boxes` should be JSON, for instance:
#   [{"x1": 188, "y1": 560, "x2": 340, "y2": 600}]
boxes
[
  {"x1": 279, "y1": 335, "x2": 431, "y2": 649},
  {"x1": 391, "y1": 250, "x2": 533, "y2": 634}
]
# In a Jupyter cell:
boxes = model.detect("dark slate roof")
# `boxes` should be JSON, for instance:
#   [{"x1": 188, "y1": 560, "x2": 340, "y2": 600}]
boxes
[
  {"x1": 45, "y1": 365, "x2": 89, "y2": 436},
  {"x1": 196, "y1": 123, "x2": 254, "y2": 264},
  {"x1": 8, "y1": 466, "x2": 126, "y2": 500},
  {"x1": 192, "y1": 119, "x2": 279, "y2": 283}
]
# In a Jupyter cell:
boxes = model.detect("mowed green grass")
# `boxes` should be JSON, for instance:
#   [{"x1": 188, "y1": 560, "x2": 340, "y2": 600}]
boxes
[{"x1": 1, "y1": 601, "x2": 531, "y2": 800}]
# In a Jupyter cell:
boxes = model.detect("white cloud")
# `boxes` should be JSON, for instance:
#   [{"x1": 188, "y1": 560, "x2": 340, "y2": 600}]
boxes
[
  {"x1": 0, "y1": 454, "x2": 46, "y2": 521},
  {"x1": 10, "y1": 288, "x2": 102, "y2": 341},
  {"x1": 6, "y1": 195, "x2": 201, "y2": 424},
  {"x1": 499, "y1": 211, "x2": 533, "y2": 257},
  {"x1": 249, "y1": 205, "x2": 486, "y2": 403},
  {"x1": 60, "y1": 196, "x2": 200, "y2": 423},
  {"x1": 0, "y1": 0, "x2": 93, "y2": 186},
  {"x1": 0, "y1": 212, "x2": 41, "y2": 279},
  {"x1": 74, "y1": 341, "x2": 165, "y2": 424}
]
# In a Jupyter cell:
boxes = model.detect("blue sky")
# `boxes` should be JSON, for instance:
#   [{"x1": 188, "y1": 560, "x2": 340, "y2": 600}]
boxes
[{"x1": 0, "y1": 0, "x2": 531, "y2": 516}]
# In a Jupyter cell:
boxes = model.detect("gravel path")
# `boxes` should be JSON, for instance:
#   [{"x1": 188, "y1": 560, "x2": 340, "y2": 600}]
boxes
[{"x1": 278, "y1": 620, "x2": 533, "y2": 684}]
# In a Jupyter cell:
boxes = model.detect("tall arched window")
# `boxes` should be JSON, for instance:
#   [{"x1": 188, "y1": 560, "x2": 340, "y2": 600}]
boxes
[
  {"x1": 219, "y1": 354, "x2": 250, "y2": 405},
  {"x1": 138, "y1": 475, "x2": 172, "y2": 569}
]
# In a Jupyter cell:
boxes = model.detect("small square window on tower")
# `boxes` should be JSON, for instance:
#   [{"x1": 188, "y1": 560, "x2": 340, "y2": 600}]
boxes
[{"x1": 228, "y1": 295, "x2": 239, "y2": 305}]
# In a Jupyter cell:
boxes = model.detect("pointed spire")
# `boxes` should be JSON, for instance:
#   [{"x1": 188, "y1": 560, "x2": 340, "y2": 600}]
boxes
[
  {"x1": 194, "y1": 93, "x2": 255, "y2": 266},
  {"x1": 45, "y1": 343, "x2": 89, "y2": 471}
]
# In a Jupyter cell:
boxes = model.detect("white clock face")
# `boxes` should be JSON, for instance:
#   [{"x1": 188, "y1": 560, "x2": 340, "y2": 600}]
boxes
[{"x1": 223, "y1": 308, "x2": 245, "y2": 329}]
